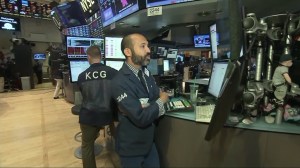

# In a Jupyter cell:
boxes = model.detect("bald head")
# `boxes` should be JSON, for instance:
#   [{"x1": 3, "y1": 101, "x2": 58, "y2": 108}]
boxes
[{"x1": 121, "y1": 33, "x2": 147, "y2": 57}]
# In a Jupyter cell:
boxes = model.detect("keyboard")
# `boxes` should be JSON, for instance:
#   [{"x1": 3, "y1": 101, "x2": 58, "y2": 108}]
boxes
[
  {"x1": 195, "y1": 104, "x2": 215, "y2": 123},
  {"x1": 166, "y1": 99, "x2": 193, "y2": 112}
]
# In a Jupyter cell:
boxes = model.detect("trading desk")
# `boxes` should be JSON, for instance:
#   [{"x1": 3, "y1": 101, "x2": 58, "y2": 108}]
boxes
[{"x1": 155, "y1": 103, "x2": 300, "y2": 167}]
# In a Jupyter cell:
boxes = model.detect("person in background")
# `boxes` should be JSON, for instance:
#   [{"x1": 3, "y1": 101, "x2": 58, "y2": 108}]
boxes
[
  {"x1": 33, "y1": 60, "x2": 43, "y2": 84},
  {"x1": 77, "y1": 46, "x2": 118, "y2": 168},
  {"x1": 0, "y1": 51, "x2": 6, "y2": 77},
  {"x1": 48, "y1": 45, "x2": 63, "y2": 99},
  {"x1": 175, "y1": 57, "x2": 184, "y2": 75},
  {"x1": 112, "y1": 33, "x2": 169, "y2": 167}
]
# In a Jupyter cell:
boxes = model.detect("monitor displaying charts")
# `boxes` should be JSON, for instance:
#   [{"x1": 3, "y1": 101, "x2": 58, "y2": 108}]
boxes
[{"x1": 105, "y1": 37, "x2": 124, "y2": 59}]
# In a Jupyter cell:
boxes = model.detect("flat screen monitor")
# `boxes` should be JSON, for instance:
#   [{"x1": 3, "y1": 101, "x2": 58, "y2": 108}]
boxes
[
  {"x1": 176, "y1": 55, "x2": 184, "y2": 63},
  {"x1": 65, "y1": 25, "x2": 90, "y2": 37},
  {"x1": 167, "y1": 48, "x2": 178, "y2": 59},
  {"x1": 52, "y1": 1, "x2": 86, "y2": 28},
  {"x1": 210, "y1": 23, "x2": 218, "y2": 59},
  {"x1": 194, "y1": 34, "x2": 210, "y2": 48},
  {"x1": 79, "y1": 0, "x2": 99, "y2": 20},
  {"x1": 147, "y1": 59, "x2": 158, "y2": 75},
  {"x1": 146, "y1": 0, "x2": 194, "y2": 8},
  {"x1": 163, "y1": 59, "x2": 170, "y2": 72},
  {"x1": 105, "y1": 60, "x2": 124, "y2": 70},
  {"x1": 100, "y1": 0, "x2": 142, "y2": 27},
  {"x1": 66, "y1": 36, "x2": 104, "y2": 58},
  {"x1": 69, "y1": 60, "x2": 90, "y2": 82},
  {"x1": 208, "y1": 62, "x2": 229, "y2": 98},
  {"x1": 0, "y1": 15, "x2": 20, "y2": 31},
  {"x1": 157, "y1": 47, "x2": 167, "y2": 57},
  {"x1": 105, "y1": 37, "x2": 125, "y2": 59},
  {"x1": 34, "y1": 53, "x2": 46, "y2": 60}
]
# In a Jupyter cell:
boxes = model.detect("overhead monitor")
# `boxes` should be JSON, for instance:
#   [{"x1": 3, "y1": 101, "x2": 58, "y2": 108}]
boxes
[
  {"x1": 66, "y1": 36, "x2": 104, "y2": 59},
  {"x1": 69, "y1": 60, "x2": 90, "y2": 82},
  {"x1": 52, "y1": 1, "x2": 86, "y2": 28},
  {"x1": 105, "y1": 37, "x2": 125, "y2": 59},
  {"x1": 147, "y1": 59, "x2": 158, "y2": 75},
  {"x1": 105, "y1": 60, "x2": 124, "y2": 70},
  {"x1": 207, "y1": 62, "x2": 229, "y2": 98},
  {"x1": 65, "y1": 25, "x2": 90, "y2": 37},
  {"x1": 100, "y1": 0, "x2": 145, "y2": 27},
  {"x1": 163, "y1": 59, "x2": 170, "y2": 72},
  {"x1": 146, "y1": 0, "x2": 194, "y2": 8},
  {"x1": 0, "y1": 15, "x2": 20, "y2": 31},
  {"x1": 167, "y1": 48, "x2": 178, "y2": 58},
  {"x1": 79, "y1": 0, "x2": 100, "y2": 20}
]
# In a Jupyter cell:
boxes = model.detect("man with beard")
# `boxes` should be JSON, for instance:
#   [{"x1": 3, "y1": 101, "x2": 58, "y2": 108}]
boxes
[{"x1": 112, "y1": 33, "x2": 169, "y2": 167}]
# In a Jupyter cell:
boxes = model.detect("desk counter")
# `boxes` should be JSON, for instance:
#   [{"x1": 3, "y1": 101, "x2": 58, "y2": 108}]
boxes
[{"x1": 155, "y1": 110, "x2": 300, "y2": 167}]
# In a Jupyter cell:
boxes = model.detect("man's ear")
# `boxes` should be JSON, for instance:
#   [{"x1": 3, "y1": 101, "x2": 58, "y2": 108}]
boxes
[{"x1": 124, "y1": 48, "x2": 132, "y2": 57}]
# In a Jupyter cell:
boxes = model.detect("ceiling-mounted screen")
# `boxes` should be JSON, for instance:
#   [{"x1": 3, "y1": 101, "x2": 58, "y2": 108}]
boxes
[
  {"x1": 0, "y1": 15, "x2": 20, "y2": 31},
  {"x1": 66, "y1": 36, "x2": 104, "y2": 58},
  {"x1": 99, "y1": 0, "x2": 144, "y2": 27},
  {"x1": 146, "y1": 0, "x2": 194, "y2": 8},
  {"x1": 52, "y1": 1, "x2": 86, "y2": 28},
  {"x1": 79, "y1": 0, "x2": 99, "y2": 20},
  {"x1": 105, "y1": 37, "x2": 124, "y2": 59}
]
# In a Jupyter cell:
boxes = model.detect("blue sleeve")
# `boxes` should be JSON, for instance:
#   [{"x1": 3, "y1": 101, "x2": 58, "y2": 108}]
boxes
[{"x1": 112, "y1": 79, "x2": 159, "y2": 127}]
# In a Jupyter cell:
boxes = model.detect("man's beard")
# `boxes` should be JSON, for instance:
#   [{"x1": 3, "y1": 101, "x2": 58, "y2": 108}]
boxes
[{"x1": 131, "y1": 50, "x2": 150, "y2": 66}]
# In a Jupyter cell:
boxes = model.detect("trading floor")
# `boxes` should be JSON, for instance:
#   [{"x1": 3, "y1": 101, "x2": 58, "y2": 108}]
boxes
[{"x1": 0, "y1": 83, "x2": 120, "y2": 167}]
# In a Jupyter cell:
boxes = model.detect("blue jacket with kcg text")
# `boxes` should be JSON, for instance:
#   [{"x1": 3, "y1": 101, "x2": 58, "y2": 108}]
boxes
[
  {"x1": 112, "y1": 63, "x2": 161, "y2": 157},
  {"x1": 78, "y1": 63, "x2": 118, "y2": 126}
]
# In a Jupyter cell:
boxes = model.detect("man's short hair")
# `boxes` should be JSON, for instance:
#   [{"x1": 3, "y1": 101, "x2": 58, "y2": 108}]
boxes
[
  {"x1": 121, "y1": 34, "x2": 134, "y2": 57},
  {"x1": 86, "y1": 45, "x2": 101, "y2": 58}
]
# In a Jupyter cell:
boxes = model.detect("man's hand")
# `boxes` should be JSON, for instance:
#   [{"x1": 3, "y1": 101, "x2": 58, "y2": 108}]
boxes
[{"x1": 159, "y1": 91, "x2": 169, "y2": 103}]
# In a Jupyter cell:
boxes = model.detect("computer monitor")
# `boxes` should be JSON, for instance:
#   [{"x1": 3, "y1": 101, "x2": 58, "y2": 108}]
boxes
[
  {"x1": 69, "y1": 60, "x2": 90, "y2": 82},
  {"x1": 194, "y1": 34, "x2": 210, "y2": 48},
  {"x1": 66, "y1": 36, "x2": 104, "y2": 59},
  {"x1": 167, "y1": 49, "x2": 178, "y2": 59},
  {"x1": 105, "y1": 60, "x2": 124, "y2": 71},
  {"x1": 157, "y1": 47, "x2": 167, "y2": 57},
  {"x1": 163, "y1": 59, "x2": 170, "y2": 72},
  {"x1": 207, "y1": 62, "x2": 229, "y2": 98},
  {"x1": 105, "y1": 37, "x2": 125, "y2": 59},
  {"x1": 147, "y1": 59, "x2": 158, "y2": 75},
  {"x1": 205, "y1": 61, "x2": 241, "y2": 141}
]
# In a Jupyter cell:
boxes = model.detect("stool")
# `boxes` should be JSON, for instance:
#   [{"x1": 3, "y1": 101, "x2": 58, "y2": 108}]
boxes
[{"x1": 71, "y1": 105, "x2": 103, "y2": 159}]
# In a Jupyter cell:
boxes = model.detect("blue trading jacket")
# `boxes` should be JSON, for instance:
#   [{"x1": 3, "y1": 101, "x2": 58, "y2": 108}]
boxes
[
  {"x1": 112, "y1": 63, "x2": 161, "y2": 156},
  {"x1": 77, "y1": 63, "x2": 118, "y2": 126}
]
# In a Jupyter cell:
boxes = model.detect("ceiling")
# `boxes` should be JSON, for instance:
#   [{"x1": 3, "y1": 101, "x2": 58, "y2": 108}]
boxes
[{"x1": 102, "y1": 0, "x2": 300, "y2": 37}]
